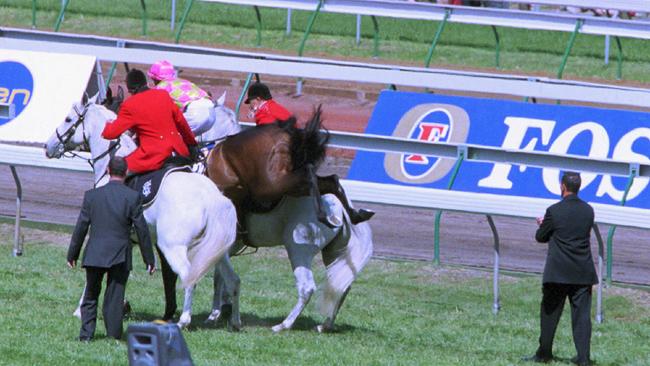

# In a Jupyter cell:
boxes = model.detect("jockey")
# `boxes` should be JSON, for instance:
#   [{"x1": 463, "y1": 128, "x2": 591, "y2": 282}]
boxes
[
  {"x1": 244, "y1": 82, "x2": 291, "y2": 125},
  {"x1": 102, "y1": 69, "x2": 199, "y2": 175},
  {"x1": 148, "y1": 60, "x2": 216, "y2": 136}
]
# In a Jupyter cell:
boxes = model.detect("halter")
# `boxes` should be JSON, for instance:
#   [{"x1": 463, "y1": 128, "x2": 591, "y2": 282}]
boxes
[{"x1": 56, "y1": 103, "x2": 122, "y2": 186}]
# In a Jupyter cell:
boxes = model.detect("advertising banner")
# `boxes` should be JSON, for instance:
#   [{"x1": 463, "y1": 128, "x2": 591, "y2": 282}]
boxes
[
  {"x1": 348, "y1": 91, "x2": 650, "y2": 209},
  {"x1": 0, "y1": 49, "x2": 96, "y2": 143}
]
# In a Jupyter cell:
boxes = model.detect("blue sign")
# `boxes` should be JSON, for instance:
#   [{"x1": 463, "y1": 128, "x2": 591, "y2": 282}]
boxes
[
  {"x1": 0, "y1": 61, "x2": 34, "y2": 125},
  {"x1": 349, "y1": 91, "x2": 650, "y2": 209}
]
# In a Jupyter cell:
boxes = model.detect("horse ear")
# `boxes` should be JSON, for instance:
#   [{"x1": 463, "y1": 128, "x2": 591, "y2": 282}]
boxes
[
  {"x1": 81, "y1": 92, "x2": 89, "y2": 106},
  {"x1": 89, "y1": 92, "x2": 100, "y2": 105},
  {"x1": 216, "y1": 91, "x2": 227, "y2": 106}
]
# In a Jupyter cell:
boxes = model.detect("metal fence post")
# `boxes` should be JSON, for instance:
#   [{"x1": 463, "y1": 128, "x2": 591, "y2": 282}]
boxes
[
  {"x1": 31, "y1": 0, "x2": 37, "y2": 28},
  {"x1": 557, "y1": 19, "x2": 583, "y2": 79},
  {"x1": 614, "y1": 36, "x2": 623, "y2": 80},
  {"x1": 286, "y1": 9, "x2": 292, "y2": 36},
  {"x1": 140, "y1": 0, "x2": 148, "y2": 36},
  {"x1": 235, "y1": 73, "x2": 255, "y2": 119},
  {"x1": 296, "y1": 0, "x2": 324, "y2": 95},
  {"x1": 486, "y1": 214, "x2": 500, "y2": 314},
  {"x1": 371, "y1": 16, "x2": 380, "y2": 58},
  {"x1": 355, "y1": 14, "x2": 361, "y2": 45},
  {"x1": 254, "y1": 6, "x2": 262, "y2": 47},
  {"x1": 491, "y1": 25, "x2": 500, "y2": 68},
  {"x1": 433, "y1": 147, "x2": 465, "y2": 265},
  {"x1": 54, "y1": 0, "x2": 71, "y2": 32},
  {"x1": 606, "y1": 165, "x2": 637, "y2": 285},
  {"x1": 105, "y1": 40, "x2": 126, "y2": 88},
  {"x1": 593, "y1": 223, "x2": 605, "y2": 324},
  {"x1": 171, "y1": 0, "x2": 176, "y2": 31},
  {"x1": 424, "y1": 8, "x2": 451, "y2": 69},
  {"x1": 10, "y1": 166, "x2": 23, "y2": 257},
  {"x1": 174, "y1": 0, "x2": 195, "y2": 44}
]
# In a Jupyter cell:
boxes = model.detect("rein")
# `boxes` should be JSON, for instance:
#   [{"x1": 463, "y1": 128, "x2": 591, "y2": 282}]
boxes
[{"x1": 56, "y1": 103, "x2": 122, "y2": 186}]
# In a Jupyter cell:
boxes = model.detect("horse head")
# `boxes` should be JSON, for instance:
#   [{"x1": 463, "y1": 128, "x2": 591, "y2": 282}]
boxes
[{"x1": 44, "y1": 93, "x2": 101, "y2": 159}]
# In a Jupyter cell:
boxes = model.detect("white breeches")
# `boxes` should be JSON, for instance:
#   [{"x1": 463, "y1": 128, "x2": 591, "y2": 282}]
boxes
[{"x1": 184, "y1": 98, "x2": 216, "y2": 136}]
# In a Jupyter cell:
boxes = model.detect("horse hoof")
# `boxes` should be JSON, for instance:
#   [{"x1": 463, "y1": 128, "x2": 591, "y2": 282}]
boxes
[
  {"x1": 271, "y1": 324, "x2": 286, "y2": 333},
  {"x1": 73, "y1": 308, "x2": 82, "y2": 319},
  {"x1": 316, "y1": 324, "x2": 332, "y2": 333},
  {"x1": 206, "y1": 310, "x2": 221, "y2": 323},
  {"x1": 178, "y1": 314, "x2": 191, "y2": 329}
]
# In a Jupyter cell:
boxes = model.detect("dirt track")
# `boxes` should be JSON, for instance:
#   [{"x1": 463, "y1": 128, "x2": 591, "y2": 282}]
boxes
[{"x1": 0, "y1": 72, "x2": 648, "y2": 286}]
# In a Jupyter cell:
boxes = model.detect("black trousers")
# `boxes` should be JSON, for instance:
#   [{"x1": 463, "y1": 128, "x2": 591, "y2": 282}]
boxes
[
  {"x1": 536, "y1": 283, "x2": 593, "y2": 363},
  {"x1": 80, "y1": 262, "x2": 130, "y2": 340}
]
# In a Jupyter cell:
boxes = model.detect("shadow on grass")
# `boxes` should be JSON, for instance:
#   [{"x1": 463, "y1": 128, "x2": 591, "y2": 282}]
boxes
[{"x1": 126, "y1": 309, "x2": 363, "y2": 334}]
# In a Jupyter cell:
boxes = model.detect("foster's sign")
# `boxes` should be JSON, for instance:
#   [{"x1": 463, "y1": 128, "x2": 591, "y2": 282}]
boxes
[{"x1": 348, "y1": 91, "x2": 650, "y2": 209}]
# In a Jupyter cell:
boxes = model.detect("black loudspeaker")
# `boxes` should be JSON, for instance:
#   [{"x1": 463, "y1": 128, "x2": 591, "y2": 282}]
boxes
[{"x1": 127, "y1": 321, "x2": 194, "y2": 366}]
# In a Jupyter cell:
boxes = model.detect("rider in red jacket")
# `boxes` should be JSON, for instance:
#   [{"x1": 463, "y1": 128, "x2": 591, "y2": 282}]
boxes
[
  {"x1": 244, "y1": 83, "x2": 291, "y2": 125},
  {"x1": 102, "y1": 69, "x2": 199, "y2": 174}
]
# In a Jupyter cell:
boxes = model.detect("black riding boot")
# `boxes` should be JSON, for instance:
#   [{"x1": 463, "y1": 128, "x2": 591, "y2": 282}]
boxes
[{"x1": 318, "y1": 174, "x2": 375, "y2": 225}]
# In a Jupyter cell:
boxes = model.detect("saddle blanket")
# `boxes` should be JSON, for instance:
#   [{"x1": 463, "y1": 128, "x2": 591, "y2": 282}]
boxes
[{"x1": 126, "y1": 165, "x2": 192, "y2": 207}]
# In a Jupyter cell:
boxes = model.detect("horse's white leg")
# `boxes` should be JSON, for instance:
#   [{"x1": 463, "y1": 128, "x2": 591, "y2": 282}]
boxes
[
  {"x1": 272, "y1": 266, "x2": 316, "y2": 333},
  {"x1": 317, "y1": 287, "x2": 351, "y2": 333},
  {"x1": 213, "y1": 255, "x2": 241, "y2": 331},
  {"x1": 73, "y1": 285, "x2": 86, "y2": 319},
  {"x1": 178, "y1": 286, "x2": 195, "y2": 328}
]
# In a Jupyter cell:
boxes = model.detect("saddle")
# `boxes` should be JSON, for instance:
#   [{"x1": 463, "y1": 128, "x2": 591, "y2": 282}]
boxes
[{"x1": 126, "y1": 160, "x2": 192, "y2": 207}]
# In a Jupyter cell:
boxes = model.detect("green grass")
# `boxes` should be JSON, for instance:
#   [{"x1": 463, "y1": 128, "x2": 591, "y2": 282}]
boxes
[
  {"x1": 1, "y1": 226, "x2": 649, "y2": 365},
  {"x1": 3, "y1": 0, "x2": 650, "y2": 83}
]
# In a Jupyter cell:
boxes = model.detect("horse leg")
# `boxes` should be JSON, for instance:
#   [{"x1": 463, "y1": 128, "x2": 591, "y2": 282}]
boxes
[
  {"x1": 272, "y1": 266, "x2": 317, "y2": 333},
  {"x1": 213, "y1": 254, "x2": 241, "y2": 331},
  {"x1": 157, "y1": 245, "x2": 178, "y2": 321},
  {"x1": 317, "y1": 174, "x2": 374, "y2": 224},
  {"x1": 207, "y1": 241, "x2": 244, "y2": 324},
  {"x1": 317, "y1": 287, "x2": 351, "y2": 333},
  {"x1": 178, "y1": 285, "x2": 195, "y2": 328}
]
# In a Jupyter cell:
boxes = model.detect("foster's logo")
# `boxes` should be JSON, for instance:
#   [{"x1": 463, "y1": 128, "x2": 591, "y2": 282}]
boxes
[
  {"x1": 385, "y1": 104, "x2": 470, "y2": 184},
  {"x1": 0, "y1": 61, "x2": 34, "y2": 126}
]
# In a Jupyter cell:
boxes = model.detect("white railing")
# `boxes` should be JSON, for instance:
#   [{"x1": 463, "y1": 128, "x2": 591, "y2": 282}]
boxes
[
  {"x1": 3, "y1": 28, "x2": 650, "y2": 108},
  {"x1": 501, "y1": 0, "x2": 650, "y2": 14},
  {"x1": 198, "y1": 0, "x2": 650, "y2": 40}
]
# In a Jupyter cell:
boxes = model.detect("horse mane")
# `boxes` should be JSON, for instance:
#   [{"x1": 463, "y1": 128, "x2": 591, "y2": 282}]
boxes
[{"x1": 282, "y1": 105, "x2": 330, "y2": 172}]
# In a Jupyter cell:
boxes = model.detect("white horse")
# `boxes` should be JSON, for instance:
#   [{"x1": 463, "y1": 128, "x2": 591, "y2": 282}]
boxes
[
  {"x1": 44, "y1": 97, "x2": 241, "y2": 329},
  {"x1": 209, "y1": 194, "x2": 374, "y2": 333}
]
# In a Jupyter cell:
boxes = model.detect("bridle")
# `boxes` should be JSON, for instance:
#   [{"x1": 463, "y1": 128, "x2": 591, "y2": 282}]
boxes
[{"x1": 56, "y1": 103, "x2": 122, "y2": 186}]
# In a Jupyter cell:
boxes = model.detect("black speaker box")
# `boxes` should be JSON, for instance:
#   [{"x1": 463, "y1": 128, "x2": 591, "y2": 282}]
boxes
[{"x1": 127, "y1": 322, "x2": 193, "y2": 366}]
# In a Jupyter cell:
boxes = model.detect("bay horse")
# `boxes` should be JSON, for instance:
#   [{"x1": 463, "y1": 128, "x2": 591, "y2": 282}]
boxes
[
  {"x1": 44, "y1": 97, "x2": 241, "y2": 329},
  {"x1": 209, "y1": 193, "x2": 373, "y2": 333},
  {"x1": 206, "y1": 106, "x2": 373, "y2": 229}
]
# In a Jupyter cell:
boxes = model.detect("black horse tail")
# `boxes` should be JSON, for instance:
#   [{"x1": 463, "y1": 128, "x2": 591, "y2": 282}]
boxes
[{"x1": 283, "y1": 105, "x2": 330, "y2": 172}]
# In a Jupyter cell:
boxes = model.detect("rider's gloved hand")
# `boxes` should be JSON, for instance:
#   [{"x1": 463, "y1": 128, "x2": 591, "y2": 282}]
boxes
[{"x1": 188, "y1": 144, "x2": 200, "y2": 162}]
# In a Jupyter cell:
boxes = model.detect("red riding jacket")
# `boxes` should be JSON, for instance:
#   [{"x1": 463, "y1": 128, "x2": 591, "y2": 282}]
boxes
[
  {"x1": 102, "y1": 88, "x2": 198, "y2": 173},
  {"x1": 254, "y1": 99, "x2": 291, "y2": 126}
]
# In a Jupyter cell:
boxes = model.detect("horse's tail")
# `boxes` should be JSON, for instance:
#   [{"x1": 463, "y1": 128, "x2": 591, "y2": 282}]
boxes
[
  {"x1": 318, "y1": 217, "x2": 373, "y2": 320},
  {"x1": 183, "y1": 186, "x2": 238, "y2": 288},
  {"x1": 285, "y1": 105, "x2": 329, "y2": 172}
]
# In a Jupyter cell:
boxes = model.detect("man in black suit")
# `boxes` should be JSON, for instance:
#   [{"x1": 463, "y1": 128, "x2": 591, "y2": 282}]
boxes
[
  {"x1": 524, "y1": 172, "x2": 598, "y2": 366},
  {"x1": 67, "y1": 156, "x2": 156, "y2": 341}
]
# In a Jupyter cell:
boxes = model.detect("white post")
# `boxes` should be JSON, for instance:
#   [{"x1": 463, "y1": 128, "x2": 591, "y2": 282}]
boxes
[
  {"x1": 171, "y1": 0, "x2": 176, "y2": 31},
  {"x1": 487, "y1": 215, "x2": 500, "y2": 315},
  {"x1": 286, "y1": 9, "x2": 292, "y2": 35},
  {"x1": 356, "y1": 14, "x2": 361, "y2": 45},
  {"x1": 10, "y1": 166, "x2": 23, "y2": 257},
  {"x1": 604, "y1": 35, "x2": 611, "y2": 65}
]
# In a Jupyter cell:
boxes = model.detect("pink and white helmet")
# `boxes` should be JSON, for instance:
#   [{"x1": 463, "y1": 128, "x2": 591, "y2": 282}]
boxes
[{"x1": 148, "y1": 60, "x2": 176, "y2": 81}]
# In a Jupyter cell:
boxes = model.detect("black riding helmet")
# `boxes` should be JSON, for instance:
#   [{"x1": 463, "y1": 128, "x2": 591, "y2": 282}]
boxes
[
  {"x1": 244, "y1": 82, "x2": 272, "y2": 104},
  {"x1": 126, "y1": 69, "x2": 148, "y2": 94}
]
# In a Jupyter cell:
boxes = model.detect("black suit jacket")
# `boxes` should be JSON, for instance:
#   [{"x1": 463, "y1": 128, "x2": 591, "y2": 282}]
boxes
[
  {"x1": 67, "y1": 180, "x2": 155, "y2": 270},
  {"x1": 535, "y1": 194, "x2": 598, "y2": 285}
]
